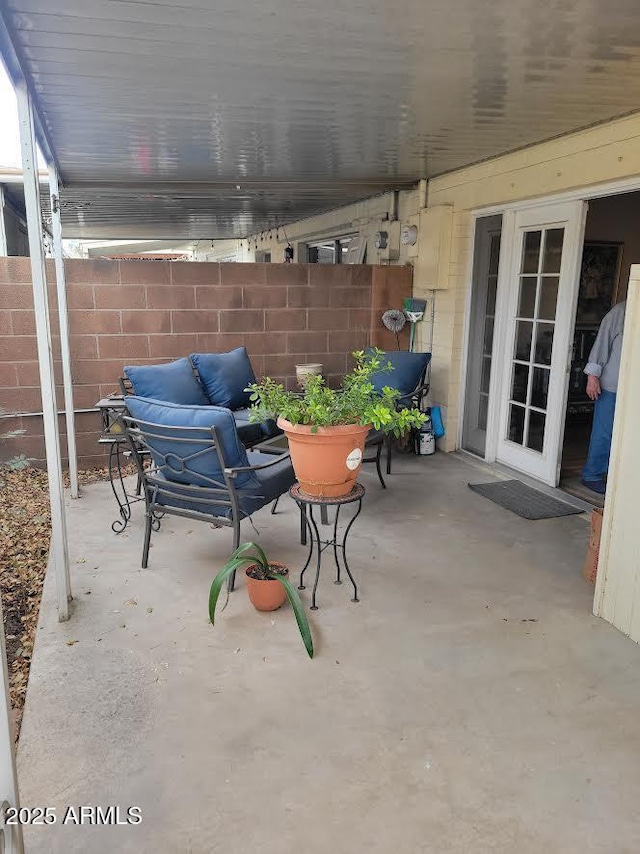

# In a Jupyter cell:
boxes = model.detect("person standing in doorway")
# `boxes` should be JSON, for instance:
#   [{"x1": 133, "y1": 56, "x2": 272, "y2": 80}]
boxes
[{"x1": 581, "y1": 300, "x2": 627, "y2": 495}]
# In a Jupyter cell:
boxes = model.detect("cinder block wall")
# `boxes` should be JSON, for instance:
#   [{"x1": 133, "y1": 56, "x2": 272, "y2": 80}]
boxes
[{"x1": 0, "y1": 258, "x2": 411, "y2": 468}]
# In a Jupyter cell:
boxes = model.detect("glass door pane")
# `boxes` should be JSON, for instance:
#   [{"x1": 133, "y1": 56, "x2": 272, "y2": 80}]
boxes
[
  {"x1": 495, "y1": 201, "x2": 586, "y2": 486},
  {"x1": 505, "y1": 226, "x2": 564, "y2": 454},
  {"x1": 462, "y1": 215, "x2": 502, "y2": 456}
]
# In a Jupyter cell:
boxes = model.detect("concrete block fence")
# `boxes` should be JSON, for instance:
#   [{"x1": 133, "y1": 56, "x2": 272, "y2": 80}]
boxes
[{"x1": 0, "y1": 258, "x2": 411, "y2": 468}]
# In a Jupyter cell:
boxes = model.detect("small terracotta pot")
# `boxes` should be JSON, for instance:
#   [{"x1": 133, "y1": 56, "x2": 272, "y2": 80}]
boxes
[
  {"x1": 277, "y1": 417, "x2": 371, "y2": 498},
  {"x1": 245, "y1": 563, "x2": 289, "y2": 612}
]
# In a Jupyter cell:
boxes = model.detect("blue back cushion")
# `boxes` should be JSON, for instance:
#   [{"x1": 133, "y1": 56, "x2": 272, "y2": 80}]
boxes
[
  {"x1": 124, "y1": 397, "x2": 258, "y2": 490},
  {"x1": 369, "y1": 350, "x2": 431, "y2": 395},
  {"x1": 124, "y1": 358, "x2": 209, "y2": 406},
  {"x1": 190, "y1": 348, "x2": 256, "y2": 410}
]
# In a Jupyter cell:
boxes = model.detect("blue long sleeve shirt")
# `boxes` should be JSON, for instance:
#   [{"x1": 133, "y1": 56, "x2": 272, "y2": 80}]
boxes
[{"x1": 584, "y1": 300, "x2": 627, "y2": 393}]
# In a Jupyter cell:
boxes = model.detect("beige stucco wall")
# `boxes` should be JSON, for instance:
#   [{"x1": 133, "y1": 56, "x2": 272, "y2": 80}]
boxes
[
  {"x1": 593, "y1": 265, "x2": 640, "y2": 642},
  {"x1": 419, "y1": 110, "x2": 640, "y2": 451}
]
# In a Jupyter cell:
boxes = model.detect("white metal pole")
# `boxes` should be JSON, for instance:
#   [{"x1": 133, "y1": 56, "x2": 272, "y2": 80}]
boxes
[
  {"x1": 0, "y1": 186, "x2": 8, "y2": 256},
  {"x1": 0, "y1": 596, "x2": 24, "y2": 854},
  {"x1": 16, "y1": 79, "x2": 71, "y2": 620},
  {"x1": 48, "y1": 165, "x2": 79, "y2": 499}
]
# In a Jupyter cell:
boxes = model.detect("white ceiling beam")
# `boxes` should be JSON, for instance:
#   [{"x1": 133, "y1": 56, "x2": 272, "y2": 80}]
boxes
[{"x1": 64, "y1": 180, "x2": 417, "y2": 196}]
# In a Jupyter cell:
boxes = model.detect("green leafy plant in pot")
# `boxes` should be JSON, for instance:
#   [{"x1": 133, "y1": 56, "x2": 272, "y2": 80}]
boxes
[
  {"x1": 209, "y1": 542, "x2": 314, "y2": 658},
  {"x1": 247, "y1": 349, "x2": 426, "y2": 498}
]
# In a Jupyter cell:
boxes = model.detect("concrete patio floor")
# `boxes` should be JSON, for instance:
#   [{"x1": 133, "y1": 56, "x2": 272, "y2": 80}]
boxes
[{"x1": 16, "y1": 452, "x2": 640, "y2": 853}]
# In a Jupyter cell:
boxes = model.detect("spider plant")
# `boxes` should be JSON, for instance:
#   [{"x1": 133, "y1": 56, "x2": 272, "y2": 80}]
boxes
[{"x1": 208, "y1": 542, "x2": 314, "y2": 658}]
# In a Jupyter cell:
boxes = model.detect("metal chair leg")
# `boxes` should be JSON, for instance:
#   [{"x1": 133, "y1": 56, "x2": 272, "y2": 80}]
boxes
[
  {"x1": 386, "y1": 434, "x2": 393, "y2": 475},
  {"x1": 141, "y1": 512, "x2": 152, "y2": 568},
  {"x1": 375, "y1": 440, "x2": 386, "y2": 488},
  {"x1": 228, "y1": 520, "x2": 241, "y2": 592}
]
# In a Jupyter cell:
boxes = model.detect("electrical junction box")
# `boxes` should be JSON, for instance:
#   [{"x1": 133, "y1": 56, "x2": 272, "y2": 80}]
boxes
[
  {"x1": 373, "y1": 220, "x2": 400, "y2": 261},
  {"x1": 414, "y1": 205, "x2": 454, "y2": 290}
]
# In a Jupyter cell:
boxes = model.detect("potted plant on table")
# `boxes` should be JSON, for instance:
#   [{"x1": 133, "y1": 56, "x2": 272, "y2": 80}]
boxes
[
  {"x1": 209, "y1": 542, "x2": 314, "y2": 658},
  {"x1": 247, "y1": 349, "x2": 426, "y2": 498}
]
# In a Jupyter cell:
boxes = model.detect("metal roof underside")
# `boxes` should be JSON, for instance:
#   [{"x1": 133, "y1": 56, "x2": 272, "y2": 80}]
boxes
[{"x1": 2, "y1": 0, "x2": 640, "y2": 239}]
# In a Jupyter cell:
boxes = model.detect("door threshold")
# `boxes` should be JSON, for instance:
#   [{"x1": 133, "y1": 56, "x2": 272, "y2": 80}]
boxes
[
  {"x1": 454, "y1": 451, "x2": 593, "y2": 515},
  {"x1": 558, "y1": 476, "x2": 605, "y2": 510}
]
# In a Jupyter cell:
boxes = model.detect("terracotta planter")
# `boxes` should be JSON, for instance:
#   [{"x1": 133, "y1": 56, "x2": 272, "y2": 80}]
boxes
[
  {"x1": 277, "y1": 417, "x2": 371, "y2": 498},
  {"x1": 582, "y1": 507, "x2": 604, "y2": 585},
  {"x1": 245, "y1": 563, "x2": 289, "y2": 611}
]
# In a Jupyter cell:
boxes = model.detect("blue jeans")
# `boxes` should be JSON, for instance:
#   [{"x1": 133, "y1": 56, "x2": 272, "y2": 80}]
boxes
[{"x1": 582, "y1": 389, "x2": 617, "y2": 482}]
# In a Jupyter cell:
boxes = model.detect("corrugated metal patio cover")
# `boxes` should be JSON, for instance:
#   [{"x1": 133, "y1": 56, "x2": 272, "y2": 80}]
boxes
[{"x1": 2, "y1": 0, "x2": 640, "y2": 238}]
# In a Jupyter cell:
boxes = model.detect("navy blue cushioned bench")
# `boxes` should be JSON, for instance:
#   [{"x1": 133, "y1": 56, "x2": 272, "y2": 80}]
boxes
[{"x1": 122, "y1": 348, "x2": 278, "y2": 448}]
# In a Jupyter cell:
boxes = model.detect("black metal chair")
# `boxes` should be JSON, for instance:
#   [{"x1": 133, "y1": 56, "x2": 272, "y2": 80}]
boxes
[
  {"x1": 120, "y1": 398, "x2": 295, "y2": 589},
  {"x1": 369, "y1": 350, "x2": 432, "y2": 474}
]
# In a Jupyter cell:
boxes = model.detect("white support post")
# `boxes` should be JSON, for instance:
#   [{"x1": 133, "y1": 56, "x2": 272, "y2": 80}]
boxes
[
  {"x1": 0, "y1": 597, "x2": 24, "y2": 854},
  {"x1": 593, "y1": 268, "x2": 640, "y2": 639},
  {"x1": 48, "y1": 165, "x2": 79, "y2": 499},
  {"x1": 16, "y1": 79, "x2": 71, "y2": 621},
  {"x1": 0, "y1": 186, "x2": 7, "y2": 256}
]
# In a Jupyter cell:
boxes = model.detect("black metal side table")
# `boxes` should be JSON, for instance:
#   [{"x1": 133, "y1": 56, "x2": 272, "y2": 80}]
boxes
[
  {"x1": 289, "y1": 483, "x2": 365, "y2": 610},
  {"x1": 96, "y1": 396, "x2": 148, "y2": 533}
]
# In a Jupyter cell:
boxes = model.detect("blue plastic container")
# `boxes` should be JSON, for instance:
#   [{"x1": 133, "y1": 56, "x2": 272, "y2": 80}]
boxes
[{"x1": 430, "y1": 405, "x2": 445, "y2": 439}]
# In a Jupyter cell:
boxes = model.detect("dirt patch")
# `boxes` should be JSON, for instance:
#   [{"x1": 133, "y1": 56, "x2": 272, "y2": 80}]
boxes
[{"x1": 0, "y1": 464, "x2": 133, "y2": 739}]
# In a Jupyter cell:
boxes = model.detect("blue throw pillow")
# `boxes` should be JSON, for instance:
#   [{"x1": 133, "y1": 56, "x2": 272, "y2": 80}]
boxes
[
  {"x1": 124, "y1": 396, "x2": 258, "y2": 490},
  {"x1": 124, "y1": 358, "x2": 209, "y2": 406},
  {"x1": 369, "y1": 350, "x2": 431, "y2": 395},
  {"x1": 190, "y1": 348, "x2": 256, "y2": 410}
]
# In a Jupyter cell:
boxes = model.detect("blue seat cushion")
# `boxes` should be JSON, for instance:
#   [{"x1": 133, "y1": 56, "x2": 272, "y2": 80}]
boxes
[
  {"x1": 124, "y1": 358, "x2": 209, "y2": 406},
  {"x1": 146, "y1": 451, "x2": 295, "y2": 520},
  {"x1": 234, "y1": 419, "x2": 263, "y2": 448},
  {"x1": 237, "y1": 452, "x2": 296, "y2": 518},
  {"x1": 190, "y1": 348, "x2": 256, "y2": 410},
  {"x1": 369, "y1": 350, "x2": 431, "y2": 395},
  {"x1": 234, "y1": 409, "x2": 280, "y2": 442},
  {"x1": 233, "y1": 408, "x2": 252, "y2": 422},
  {"x1": 124, "y1": 396, "x2": 257, "y2": 490}
]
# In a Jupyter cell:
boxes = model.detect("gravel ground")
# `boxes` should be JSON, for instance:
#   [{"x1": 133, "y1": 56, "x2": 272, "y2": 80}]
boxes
[{"x1": 0, "y1": 464, "x2": 131, "y2": 740}]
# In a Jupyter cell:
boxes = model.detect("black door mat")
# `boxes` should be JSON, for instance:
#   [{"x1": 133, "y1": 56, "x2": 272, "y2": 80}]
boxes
[{"x1": 468, "y1": 479, "x2": 584, "y2": 520}]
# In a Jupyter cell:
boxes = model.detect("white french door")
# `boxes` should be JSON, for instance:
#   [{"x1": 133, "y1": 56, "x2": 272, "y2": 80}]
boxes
[{"x1": 492, "y1": 202, "x2": 587, "y2": 485}]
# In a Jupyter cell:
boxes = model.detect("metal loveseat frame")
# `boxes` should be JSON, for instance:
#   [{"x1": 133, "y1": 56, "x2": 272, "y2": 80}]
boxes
[{"x1": 120, "y1": 409, "x2": 295, "y2": 590}]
